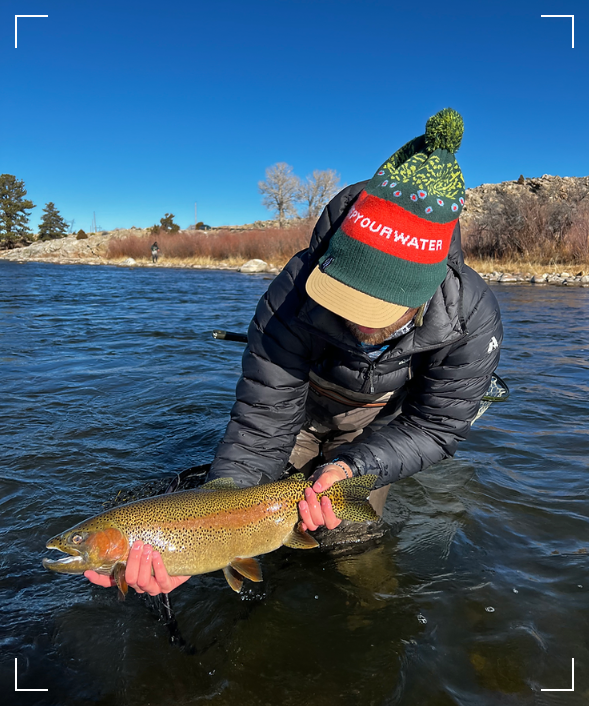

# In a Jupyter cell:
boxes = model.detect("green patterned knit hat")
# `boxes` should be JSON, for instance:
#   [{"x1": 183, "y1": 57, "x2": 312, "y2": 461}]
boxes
[{"x1": 306, "y1": 108, "x2": 465, "y2": 327}]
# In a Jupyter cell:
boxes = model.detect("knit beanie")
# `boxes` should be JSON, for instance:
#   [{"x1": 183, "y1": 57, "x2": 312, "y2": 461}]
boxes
[{"x1": 306, "y1": 108, "x2": 465, "y2": 327}]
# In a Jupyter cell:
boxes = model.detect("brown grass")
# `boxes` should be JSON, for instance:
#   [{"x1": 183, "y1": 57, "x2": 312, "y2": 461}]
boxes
[
  {"x1": 106, "y1": 206, "x2": 589, "y2": 276},
  {"x1": 464, "y1": 256, "x2": 587, "y2": 276},
  {"x1": 106, "y1": 225, "x2": 313, "y2": 267}
]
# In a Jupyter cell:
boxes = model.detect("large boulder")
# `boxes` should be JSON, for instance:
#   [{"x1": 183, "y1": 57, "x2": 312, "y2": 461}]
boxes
[{"x1": 239, "y1": 259, "x2": 269, "y2": 273}]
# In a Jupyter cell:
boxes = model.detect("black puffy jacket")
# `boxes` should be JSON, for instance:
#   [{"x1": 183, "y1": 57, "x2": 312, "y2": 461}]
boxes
[{"x1": 209, "y1": 182, "x2": 503, "y2": 488}]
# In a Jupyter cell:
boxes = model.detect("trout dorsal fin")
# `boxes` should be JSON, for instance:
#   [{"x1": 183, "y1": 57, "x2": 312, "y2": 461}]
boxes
[
  {"x1": 113, "y1": 562, "x2": 128, "y2": 601},
  {"x1": 230, "y1": 557, "x2": 263, "y2": 583},
  {"x1": 201, "y1": 477, "x2": 239, "y2": 490},
  {"x1": 283, "y1": 523, "x2": 320, "y2": 549}
]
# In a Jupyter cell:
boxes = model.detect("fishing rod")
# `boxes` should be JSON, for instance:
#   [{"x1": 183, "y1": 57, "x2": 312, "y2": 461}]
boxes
[{"x1": 212, "y1": 329, "x2": 248, "y2": 343}]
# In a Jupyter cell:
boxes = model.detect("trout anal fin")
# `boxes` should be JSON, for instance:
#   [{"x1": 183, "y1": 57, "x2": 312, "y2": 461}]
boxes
[
  {"x1": 223, "y1": 565, "x2": 244, "y2": 593},
  {"x1": 113, "y1": 562, "x2": 128, "y2": 601},
  {"x1": 284, "y1": 524, "x2": 320, "y2": 549},
  {"x1": 230, "y1": 557, "x2": 263, "y2": 583}
]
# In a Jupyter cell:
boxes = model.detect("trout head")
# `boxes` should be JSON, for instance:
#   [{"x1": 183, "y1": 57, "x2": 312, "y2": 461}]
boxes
[{"x1": 43, "y1": 523, "x2": 128, "y2": 575}]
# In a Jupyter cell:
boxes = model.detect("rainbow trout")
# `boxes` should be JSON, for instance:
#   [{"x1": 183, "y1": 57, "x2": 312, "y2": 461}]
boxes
[{"x1": 43, "y1": 473, "x2": 378, "y2": 596}]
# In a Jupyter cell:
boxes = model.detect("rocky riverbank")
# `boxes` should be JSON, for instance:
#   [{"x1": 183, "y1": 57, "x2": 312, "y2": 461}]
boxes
[
  {"x1": 459, "y1": 174, "x2": 589, "y2": 230},
  {"x1": 481, "y1": 270, "x2": 589, "y2": 286}
]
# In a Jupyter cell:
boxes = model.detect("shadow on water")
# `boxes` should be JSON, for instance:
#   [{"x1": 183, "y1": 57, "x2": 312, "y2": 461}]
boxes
[{"x1": 1, "y1": 263, "x2": 589, "y2": 705}]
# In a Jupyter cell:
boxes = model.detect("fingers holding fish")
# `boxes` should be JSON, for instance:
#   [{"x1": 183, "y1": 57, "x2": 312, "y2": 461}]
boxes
[
  {"x1": 308, "y1": 463, "x2": 350, "y2": 491},
  {"x1": 299, "y1": 463, "x2": 348, "y2": 531},
  {"x1": 125, "y1": 540, "x2": 190, "y2": 596},
  {"x1": 299, "y1": 489, "x2": 341, "y2": 531},
  {"x1": 84, "y1": 570, "x2": 115, "y2": 588},
  {"x1": 127, "y1": 540, "x2": 152, "y2": 594},
  {"x1": 152, "y1": 550, "x2": 191, "y2": 594},
  {"x1": 320, "y1": 496, "x2": 341, "y2": 529},
  {"x1": 299, "y1": 489, "x2": 318, "y2": 531}
]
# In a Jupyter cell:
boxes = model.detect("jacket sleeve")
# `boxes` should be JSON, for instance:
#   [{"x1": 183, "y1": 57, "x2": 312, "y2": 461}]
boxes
[
  {"x1": 208, "y1": 264, "x2": 312, "y2": 486},
  {"x1": 337, "y1": 281, "x2": 503, "y2": 487},
  {"x1": 209, "y1": 183, "x2": 366, "y2": 486}
]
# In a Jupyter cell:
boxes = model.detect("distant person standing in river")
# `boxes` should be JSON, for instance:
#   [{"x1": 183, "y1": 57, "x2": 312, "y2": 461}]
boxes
[
  {"x1": 151, "y1": 242, "x2": 160, "y2": 263},
  {"x1": 85, "y1": 108, "x2": 504, "y2": 597}
]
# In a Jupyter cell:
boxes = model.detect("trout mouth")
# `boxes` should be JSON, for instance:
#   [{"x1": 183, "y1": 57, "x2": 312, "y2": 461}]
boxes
[{"x1": 43, "y1": 541, "x2": 87, "y2": 573}]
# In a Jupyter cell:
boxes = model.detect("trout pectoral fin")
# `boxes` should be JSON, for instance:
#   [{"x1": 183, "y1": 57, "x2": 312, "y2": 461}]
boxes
[
  {"x1": 113, "y1": 562, "x2": 128, "y2": 601},
  {"x1": 230, "y1": 557, "x2": 262, "y2": 583},
  {"x1": 283, "y1": 524, "x2": 320, "y2": 549},
  {"x1": 223, "y1": 565, "x2": 244, "y2": 593}
]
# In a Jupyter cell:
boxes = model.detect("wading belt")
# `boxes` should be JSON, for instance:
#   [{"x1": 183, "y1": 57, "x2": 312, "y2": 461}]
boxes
[{"x1": 308, "y1": 378, "x2": 392, "y2": 408}]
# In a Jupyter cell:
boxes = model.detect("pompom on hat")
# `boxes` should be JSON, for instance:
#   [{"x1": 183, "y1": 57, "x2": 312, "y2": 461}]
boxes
[{"x1": 306, "y1": 108, "x2": 465, "y2": 327}]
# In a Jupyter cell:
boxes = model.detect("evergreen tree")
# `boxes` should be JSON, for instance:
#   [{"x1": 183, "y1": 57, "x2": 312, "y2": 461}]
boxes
[
  {"x1": 38, "y1": 202, "x2": 69, "y2": 241},
  {"x1": 150, "y1": 213, "x2": 180, "y2": 234},
  {"x1": 0, "y1": 174, "x2": 35, "y2": 248}
]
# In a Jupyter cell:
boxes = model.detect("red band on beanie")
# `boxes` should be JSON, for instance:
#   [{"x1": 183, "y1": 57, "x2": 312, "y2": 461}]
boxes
[{"x1": 341, "y1": 191, "x2": 456, "y2": 265}]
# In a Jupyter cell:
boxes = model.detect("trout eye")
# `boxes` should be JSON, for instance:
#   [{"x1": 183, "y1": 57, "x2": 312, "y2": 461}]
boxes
[{"x1": 71, "y1": 534, "x2": 84, "y2": 544}]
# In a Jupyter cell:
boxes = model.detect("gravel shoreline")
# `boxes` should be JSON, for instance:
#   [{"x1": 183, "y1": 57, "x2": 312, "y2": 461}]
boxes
[{"x1": 480, "y1": 271, "x2": 589, "y2": 286}]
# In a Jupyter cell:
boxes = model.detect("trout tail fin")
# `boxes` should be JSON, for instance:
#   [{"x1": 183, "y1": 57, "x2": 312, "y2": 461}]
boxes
[{"x1": 324, "y1": 474, "x2": 380, "y2": 522}]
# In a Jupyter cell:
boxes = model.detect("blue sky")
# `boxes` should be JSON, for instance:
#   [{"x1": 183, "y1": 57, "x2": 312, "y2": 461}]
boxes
[{"x1": 2, "y1": 0, "x2": 588, "y2": 231}]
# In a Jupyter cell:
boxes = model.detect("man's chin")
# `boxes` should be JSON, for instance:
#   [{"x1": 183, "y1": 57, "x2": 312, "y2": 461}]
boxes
[{"x1": 345, "y1": 320, "x2": 400, "y2": 345}]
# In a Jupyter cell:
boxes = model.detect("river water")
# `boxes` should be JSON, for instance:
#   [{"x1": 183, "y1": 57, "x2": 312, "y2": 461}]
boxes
[{"x1": 0, "y1": 260, "x2": 588, "y2": 706}]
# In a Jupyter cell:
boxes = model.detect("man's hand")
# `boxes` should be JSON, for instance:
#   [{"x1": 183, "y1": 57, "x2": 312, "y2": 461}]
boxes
[
  {"x1": 298, "y1": 461, "x2": 352, "y2": 531},
  {"x1": 84, "y1": 540, "x2": 190, "y2": 596}
]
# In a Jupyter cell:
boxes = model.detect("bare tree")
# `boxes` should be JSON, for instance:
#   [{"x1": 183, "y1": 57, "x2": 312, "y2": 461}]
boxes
[
  {"x1": 258, "y1": 163, "x2": 300, "y2": 228},
  {"x1": 299, "y1": 169, "x2": 342, "y2": 218}
]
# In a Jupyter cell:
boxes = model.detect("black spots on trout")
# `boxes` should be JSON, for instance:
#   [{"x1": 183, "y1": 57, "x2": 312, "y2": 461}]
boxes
[
  {"x1": 341, "y1": 474, "x2": 379, "y2": 495},
  {"x1": 283, "y1": 524, "x2": 319, "y2": 549},
  {"x1": 332, "y1": 501, "x2": 379, "y2": 523},
  {"x1": 287, "y1": 473, "x2": 306, "y2": 482},
  {"x1": 322, "y1": 474, "x2": 380, "y2": 523}
]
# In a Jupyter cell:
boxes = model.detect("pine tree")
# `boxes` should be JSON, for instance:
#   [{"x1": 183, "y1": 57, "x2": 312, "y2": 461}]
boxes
[
  {"x1": 150, "y1": 213, "x2": 180, "y2": 234},
  {"x1": 38, "y1": 202, "x2": 69, "y2": 241},
  {"x1": 0, "y1": 174, "x2": 36, "y2": 248}
]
